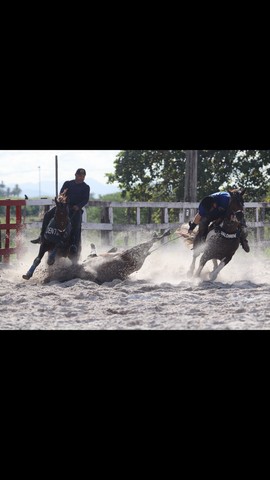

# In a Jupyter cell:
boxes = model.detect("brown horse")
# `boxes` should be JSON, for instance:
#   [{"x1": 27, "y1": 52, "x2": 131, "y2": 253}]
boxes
[
  {"x1": 186, "y1": 188, "x2": 247, "y2": 280},
  {"x1": 22, "y1": 190, "x2": 80, "y2": 280}
]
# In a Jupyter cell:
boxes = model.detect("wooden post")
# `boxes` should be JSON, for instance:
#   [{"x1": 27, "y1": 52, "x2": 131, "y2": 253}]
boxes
[
  {"x1": 55, "y1": 155, "x2": 58, "y2": 197},
  {"x1": 184, "y1": 150, "x2": 198, "y2": 221},
  {"x1": 100, "y1": 206, "x2": 112, "y2": 247},
  {"x1": 0, "y1": 200, "x2": 26, "y2": 263},
  {"x1": 4, "y1": 205, "x2": 10, "y2": 263}
]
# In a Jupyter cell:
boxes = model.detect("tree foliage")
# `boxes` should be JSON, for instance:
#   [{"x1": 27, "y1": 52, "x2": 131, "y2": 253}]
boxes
[
  {"x1": 106, "y1": 150, "x2": 270, "y2": 202},
  {"x1": 0, "y1": 181, "x2": 22, "y2": 198}
]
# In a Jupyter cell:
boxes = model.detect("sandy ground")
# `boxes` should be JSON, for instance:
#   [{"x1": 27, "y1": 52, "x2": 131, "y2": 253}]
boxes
[{"x1": 1, "y1": 234, "x2": 270, "y2": 330}]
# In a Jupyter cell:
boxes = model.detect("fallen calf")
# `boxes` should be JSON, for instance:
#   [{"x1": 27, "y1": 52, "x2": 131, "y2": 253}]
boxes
[{"x1": 42, "y1": 230, "x2": 171, "y2": 284}]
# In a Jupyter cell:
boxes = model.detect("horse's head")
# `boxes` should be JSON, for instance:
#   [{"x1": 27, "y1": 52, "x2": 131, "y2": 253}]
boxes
[
  {"x1": 54, "y1": 189, "x2": 70, "y2": 232},
  {"x1": 55, "y1": 188, "x2": 68, "y2": 205},
  {"x1": 218, "y1": 206, "x2": 246, "y2": 235},
  {"x1": 228, "y1": 188, "x2": 246, "y2": 214}
]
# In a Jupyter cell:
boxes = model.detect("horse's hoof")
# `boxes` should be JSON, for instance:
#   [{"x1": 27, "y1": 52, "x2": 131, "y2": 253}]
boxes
[
  {"x1": 22, "y1": 274, "x2": 31, "y2": 280},
  {"x1": 69, "y1": 244, "x2": 78, "y2": 254},
  {"x1": 47, "y1": 257, "x2": 55, "y2": 266}
]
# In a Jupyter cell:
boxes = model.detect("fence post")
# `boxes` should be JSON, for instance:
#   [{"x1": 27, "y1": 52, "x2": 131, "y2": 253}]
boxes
[
  {"x1": 0, "y1": 199, "x2": 26, "y2": 263},
  {"x1": 100, "y1": 205, "x2": 113, "y2": 247},
  {"x1": 4, "y1": 205, "x2": 10, "y2": 263}
]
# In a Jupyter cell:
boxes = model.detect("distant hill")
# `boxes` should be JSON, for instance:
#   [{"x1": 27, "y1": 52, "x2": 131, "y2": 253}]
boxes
[{"x1": 6, "y1": 178, "x2": 120, "y2": 199}]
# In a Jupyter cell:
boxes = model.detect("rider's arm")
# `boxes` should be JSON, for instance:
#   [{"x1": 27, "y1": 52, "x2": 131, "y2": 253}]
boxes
[
  {"x1": 188, "y1": 213, "x2": 201, "y2": 232},
  {"x1": 75, "y1": 185, "x2": 90, "y2": 210}
]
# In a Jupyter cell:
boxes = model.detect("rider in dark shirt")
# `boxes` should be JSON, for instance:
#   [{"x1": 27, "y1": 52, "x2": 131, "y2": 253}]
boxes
[
  {"x1": 188, "y1": 191, "x2": 250, "y2": 252},
  {"x1": 31, "y1": 168, "x2": 90, "y2": 249}
]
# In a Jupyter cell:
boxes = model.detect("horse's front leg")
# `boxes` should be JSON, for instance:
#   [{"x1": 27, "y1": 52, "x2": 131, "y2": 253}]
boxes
[
  {"x1": 22, "y1": 244, "x2": 47, "y2": 280},
  {"x1": 47, "y1": 246, "x2": 58, "y2": 266},
  {"x1": 209, "y1": 256, "x2": 230, "y2": 281}
]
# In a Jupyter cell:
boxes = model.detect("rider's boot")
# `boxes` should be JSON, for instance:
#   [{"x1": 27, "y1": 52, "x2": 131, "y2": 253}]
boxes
[
  {"x1": 197, "y1": 218, "x2": 209, "y2": 242},
  {"x1": 30, "y1": 211, "x2": 53, "y2": 244},
  {"x1": 69, "y1": 232, "x2": 78, "y2": 255},
  {"x1": 31, "y1": 235, "x2": 42, "y2": 244},
  {"x1": 31, "y1": 227, "x2": 45, "y2": 244}
]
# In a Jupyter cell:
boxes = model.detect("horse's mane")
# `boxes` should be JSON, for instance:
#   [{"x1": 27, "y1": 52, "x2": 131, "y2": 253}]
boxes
[
  {"x1": 228, "y1": 187, "x2": 246, "y2": 195},
  {"x1": 56, "y1": 188, "x2": 68, "y2": 204}
]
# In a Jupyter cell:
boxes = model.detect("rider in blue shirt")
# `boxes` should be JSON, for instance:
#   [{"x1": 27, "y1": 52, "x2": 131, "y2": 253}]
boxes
[
  {"x1": 198, "y1": 191, "x2": 231, "y2": 219},
  {"x1": 188, "y1": 191, "x2": 250, "y2": 252},
  {"x1": 31, "y1": 168, "x2": 90, "y2": 250}
]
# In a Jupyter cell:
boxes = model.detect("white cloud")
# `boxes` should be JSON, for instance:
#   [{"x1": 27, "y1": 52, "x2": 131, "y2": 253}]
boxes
[{"x1": 0, "y1": 150, "x2": 121, "y2": 188}]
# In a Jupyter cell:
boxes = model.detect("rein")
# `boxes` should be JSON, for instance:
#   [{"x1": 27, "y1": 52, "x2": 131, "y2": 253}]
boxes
[
  {"x1": 52, "y1": 190, "x2": 71, "y2": 238},
  {"x1": 149, "y1": 234, "x2": 179, "y2": 253}
]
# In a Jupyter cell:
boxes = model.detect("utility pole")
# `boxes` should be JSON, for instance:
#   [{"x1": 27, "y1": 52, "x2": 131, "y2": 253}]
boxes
[
  {"x1": 184, "y1": 150, "x2": 198, "y2": 222},
  {"x1": 55, "y1": 155, "x2": 58, "y2": 197},
  {"x1": 184, "y1": 150, "x2": 198, "y2": 202},
  {"x1": 38, "y1": 166, "x2": 41, "y2": 197}
]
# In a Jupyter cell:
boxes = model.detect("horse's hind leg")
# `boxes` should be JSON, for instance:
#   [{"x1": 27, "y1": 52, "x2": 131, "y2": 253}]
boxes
[
  {"x1": 187, "y1": 254, "x2": 197, "y2": 277},
  {"x1": 212, "y1": 259, "x2": 218, "y2": 271},
  {"x1": 188, "y1": 244, "x2": 204, "y2": 277},
  {"x1": 195, "y1": 256, "x2": 207, "y2": 278}
]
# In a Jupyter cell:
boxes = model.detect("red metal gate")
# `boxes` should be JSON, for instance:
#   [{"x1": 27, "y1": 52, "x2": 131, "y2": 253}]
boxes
[{"x1": 0, "y1": 199, "x2": 26, "y2": 263}]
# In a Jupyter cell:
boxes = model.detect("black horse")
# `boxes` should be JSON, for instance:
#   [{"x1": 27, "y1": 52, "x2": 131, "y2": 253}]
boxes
[
  {"x1": 23, "y1": 190, "x2": 81, "y2": 280},
  {"x1": 186, "y1": 188, "x2": 247, "y2": 280}
]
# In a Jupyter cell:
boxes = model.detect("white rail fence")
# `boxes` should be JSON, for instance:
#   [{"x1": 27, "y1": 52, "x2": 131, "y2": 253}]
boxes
[{"x1": 23, "y1": 199, "x2": 270, "y2": 246}]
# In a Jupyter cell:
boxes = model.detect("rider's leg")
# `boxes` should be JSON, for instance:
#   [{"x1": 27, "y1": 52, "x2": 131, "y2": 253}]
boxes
[
  {"x1": 188, "y1": 212, "x2": 201, "y2": 233},
  {"x1": 69, "y1": 210, "x2": 82, "y2": 248},
  {"x1": 192, "y1": 217, "x2": 210, "y2": 251},
  {"x1": 198, "y1": 217, "x2": 210, "y2": 242},
  {"x1": 31, "y1": 207, "x2": 56, "y2": 244}
]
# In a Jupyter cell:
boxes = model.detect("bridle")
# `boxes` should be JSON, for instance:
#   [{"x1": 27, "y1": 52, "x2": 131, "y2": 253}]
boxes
[
  {"x1": 228, "y1": 191, "x2": 246, "y2": 226},
  {"x1": 54, "y1": 189, "x2": 70, "y2": 234}
]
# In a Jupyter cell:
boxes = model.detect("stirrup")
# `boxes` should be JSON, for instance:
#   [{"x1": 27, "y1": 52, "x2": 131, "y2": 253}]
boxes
[{"x1": 70, "y1": 244, "x2": 78, "y2": 254}]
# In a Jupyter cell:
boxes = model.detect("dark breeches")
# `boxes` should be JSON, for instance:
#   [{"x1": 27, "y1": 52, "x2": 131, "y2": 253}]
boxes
[
  {"x1": 198, "y1": 217, "x2": 211, "y2": 239},
  {"x1": 70, "y1": 210, "x2": 82, "y2": 245}
]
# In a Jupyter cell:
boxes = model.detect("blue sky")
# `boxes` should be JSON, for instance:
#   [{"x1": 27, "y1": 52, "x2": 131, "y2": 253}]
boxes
[{"x1": 0, "y1": 150, "x2": 121, "y2": 193}]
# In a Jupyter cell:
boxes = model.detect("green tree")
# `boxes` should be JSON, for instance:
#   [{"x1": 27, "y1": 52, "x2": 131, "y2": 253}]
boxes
[
  {"x1": 197, "y1": 150, "x2": 270, "y2": 201},
  {"x1": 106, "y1": 150, "x2": 270, "y2": 202},
  {"x1": 87, "y1": 192, "x2": 129, "y2": 224},
  {"x1": 11, "y1": 184, "x2": 22, "y2": 197},
  {"x1": 0, "y1": 181, "x2": 6, "y2": 197},
  {"x1": 106, "y1": 150, "x2": 186, "y2": 201}
]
